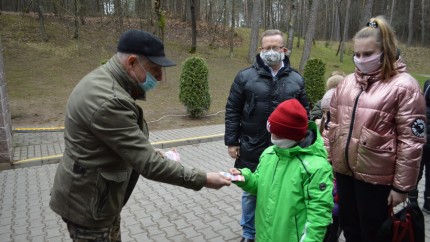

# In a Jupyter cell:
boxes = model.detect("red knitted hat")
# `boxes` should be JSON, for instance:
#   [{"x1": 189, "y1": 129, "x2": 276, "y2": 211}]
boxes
[{"x1": 267, "y1": 99, "x2": 308, "y2": 140}]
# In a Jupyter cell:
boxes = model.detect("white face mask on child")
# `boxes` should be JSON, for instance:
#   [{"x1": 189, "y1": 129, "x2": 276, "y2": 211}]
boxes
[{"x1": 271, "y1": 135, "x2": 298, "y2": 148}]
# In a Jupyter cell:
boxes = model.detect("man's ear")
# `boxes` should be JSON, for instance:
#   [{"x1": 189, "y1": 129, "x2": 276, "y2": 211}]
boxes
[{"x1": 125, "y1": 55, "x2": 138, "y2": 71}]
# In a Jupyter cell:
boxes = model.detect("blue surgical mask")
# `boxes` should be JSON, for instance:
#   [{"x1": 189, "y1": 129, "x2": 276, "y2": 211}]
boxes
[
  {"x1": 132, "y1": 60, "x2": 158, "y2": 92},
  {"x1": 139, "y1": 71, "x2": 158, "y2": 92}
]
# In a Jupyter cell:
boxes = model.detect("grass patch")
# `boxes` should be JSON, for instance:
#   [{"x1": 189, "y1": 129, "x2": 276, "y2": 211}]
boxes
[{"x1": 1, "y1": 13, "x2": 429, "y2": 130}]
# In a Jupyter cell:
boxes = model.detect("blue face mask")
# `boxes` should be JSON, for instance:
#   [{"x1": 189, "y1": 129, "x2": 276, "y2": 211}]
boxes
[
  {"x1": 139, "y1": 71, "x2": 158, "y2": 92},
  {"x1": 134, "y1": 60, "x2": 158, "y2": 92}
]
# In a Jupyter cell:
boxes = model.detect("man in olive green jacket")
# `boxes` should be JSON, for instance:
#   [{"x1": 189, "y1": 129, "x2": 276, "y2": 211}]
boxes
[{"x1": 49, "y1": 30, "x2": 231, "y2": 241}]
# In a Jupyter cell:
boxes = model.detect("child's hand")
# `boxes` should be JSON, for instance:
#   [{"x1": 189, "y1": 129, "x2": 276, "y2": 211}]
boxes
[{"x1": 229, "y1": 168, "x2": 242, "y2": 175}]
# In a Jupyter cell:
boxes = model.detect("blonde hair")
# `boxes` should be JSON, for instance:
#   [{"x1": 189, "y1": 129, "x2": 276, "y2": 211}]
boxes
[
  {"x1": 325, "y1": 71, "x2": 345, "y2": 90},
  {"x1": 353, "y1": 16, "x2": 398, "y2": 80}
]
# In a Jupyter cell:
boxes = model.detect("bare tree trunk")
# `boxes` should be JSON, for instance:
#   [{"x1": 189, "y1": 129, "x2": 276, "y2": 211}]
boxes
[
  {"x1": 79, "y1": 1, "x2": 85, "y2": 25},
  {"x1": 360, "y1": 0, "x2": 373, "y2": 27},
  {"x1": 37, "y1": 2, "x2": 48, "y2": 42},
  {"x1": 389, "y1": 0, "x2": 396, "y2": 23},
  {"x1": 296, "y1": 0, "x2": 302, "y2": 48},
  {"x1": 229, "y1": 0, "x2": 235, "y2": 58},
  {"x1": 324, "y1": 0, "x2": 329, "y2": 43},
  {"x1": 421, "y1": 0, "x2": 425, "y2": 45},
  {"x1": 222, "y1": 0, "x2": 227, "y2": 33},
  {"x1": 74, "y1": 0, "x2": 79, "y2": 39},
  {"x1": 407, "y1": 0, "x2": 414, "y2": 46},
  {"x1": 248, "y1": 0, "x2": 261, "y2": 63},
  {"x1": 286, "y1": 0, "x2": 297, "y2": 57},
  {"x1": 285, "y1": 0, "x2": 291, "y2": 32},
  {"x1": 190, "y1": 0, "x2": 197, "y2": 53},
  {"x1": 207, "y1": 0, "x2": 213, "y2": 23},
  {"x1": 154, "y1": 0, "x2": 165, "y2": 40},
  {"x1": 299, "y1": 0, "x2": 321, "y2": 73},
  {"x1": 340, "y1": 0, "x2": 351, "y2": 62},
  {"x1": 114, "y1": 0, "x2": 124, "y2": 33}
]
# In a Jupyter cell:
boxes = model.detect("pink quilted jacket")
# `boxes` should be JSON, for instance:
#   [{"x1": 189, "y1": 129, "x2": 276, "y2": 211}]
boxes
[{"x1": 328, "y1": 60, "x2": 426, "y2": 192}]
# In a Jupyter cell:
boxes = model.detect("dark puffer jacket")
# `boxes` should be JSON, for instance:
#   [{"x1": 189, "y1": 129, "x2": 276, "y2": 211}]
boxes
[
  {"x1": 225, "y1": 54, "x2": 309, "y2": 171},
  {"x1": 423, "y1": 80, "x2": 430, "y2": 145}
]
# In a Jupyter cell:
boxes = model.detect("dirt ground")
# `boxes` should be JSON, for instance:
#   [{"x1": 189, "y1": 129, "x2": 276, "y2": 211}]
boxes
[{"x1": 2, "y1": 13, "x2": 244, "y2": 131}]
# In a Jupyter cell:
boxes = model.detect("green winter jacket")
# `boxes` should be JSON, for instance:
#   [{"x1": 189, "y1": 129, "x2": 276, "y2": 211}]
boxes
[
  {"x1": 49, "y1": 55, "x2": 206, "y2": 228},
  {"x1": 236, "y1": 122, "x2": 334, "y2": 242}
]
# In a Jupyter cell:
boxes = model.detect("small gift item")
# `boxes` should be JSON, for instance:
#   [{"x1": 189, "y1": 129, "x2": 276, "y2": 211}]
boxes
[
  {"x1": 219, "y1": 172, "x2": 245, "y2": 182},
  {"x1": 165, "y1": 149, "x2": 181, "y2": 162}
]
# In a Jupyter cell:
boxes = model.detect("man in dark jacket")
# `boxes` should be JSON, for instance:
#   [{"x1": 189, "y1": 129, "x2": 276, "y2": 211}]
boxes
[
  {"x1": 224, "y1": 29, "x2": 309, "y2": 242},
  {"x1": 49, "y1": 30, "x2": 231, "y2": 242}
]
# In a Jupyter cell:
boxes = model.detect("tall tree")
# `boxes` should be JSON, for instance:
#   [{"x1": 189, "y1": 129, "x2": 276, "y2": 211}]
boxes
[
  {"x1": 229, "y1": 0, "x2": 235, "y2": 58},
  {"x1": 340, "y1": 0, "x2": 352, "y2": 62},
  {"x1": 114, "y1": 0, "x2": 124, "y2": 33},
  {"x1": 421, "y1": 0, "x2": 425, "y2": 45},
  {"x1": 286, "y1": 0, "x2": 297, "y2": 57},
  {"x1": 37, "y1": 0, "x2": 48, "y2": 42},
  {"x1": 248, "y1": 0, "x2": 261, "y2": 63},
  {"x1": 73, "y1": 0, "x2": 80, "y2": 39},
  {"x1": 407, "y1": 0, "x2": 414, "y2": 46},
  {"x1": 190, "y1": 0, "x2": 197, "y2": 53},
  {"x1": 299, "y1": 0, "x2": 321, "y2": 73},
  {"x1": 389, "y1": 0, "x2": 396, "y2": 24},
  {"x1": 360, "y1": 0, "x2": 374, "y2": 27}
]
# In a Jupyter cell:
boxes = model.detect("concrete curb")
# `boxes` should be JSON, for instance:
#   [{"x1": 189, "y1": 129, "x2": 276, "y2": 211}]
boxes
[{"x1": 9, "y1": 133, "x2": 224, "y2": 169}]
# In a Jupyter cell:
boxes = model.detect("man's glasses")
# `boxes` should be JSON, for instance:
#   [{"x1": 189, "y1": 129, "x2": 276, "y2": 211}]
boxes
[{"x1": 261, "y1": 46, "x2": 284, "y2": 51}]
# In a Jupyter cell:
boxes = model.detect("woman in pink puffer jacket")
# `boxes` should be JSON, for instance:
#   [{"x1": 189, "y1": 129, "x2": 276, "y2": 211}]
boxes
[{"x1": 327, "y1": 16, "x2": 426, "y2": 242}]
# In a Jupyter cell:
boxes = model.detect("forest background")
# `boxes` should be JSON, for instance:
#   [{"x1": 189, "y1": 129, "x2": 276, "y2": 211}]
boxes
[{"x1": 0, "y1": 0, "x2": 429, "y2": 130}]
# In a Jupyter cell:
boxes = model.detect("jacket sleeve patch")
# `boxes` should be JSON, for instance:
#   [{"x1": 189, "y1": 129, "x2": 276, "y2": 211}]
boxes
[
  {"x1": 411, "y1": 118, "x2": 426, "y2": 138},
  {"x1": 319, "y1": 182, "x2": 327, "y2": 191}
]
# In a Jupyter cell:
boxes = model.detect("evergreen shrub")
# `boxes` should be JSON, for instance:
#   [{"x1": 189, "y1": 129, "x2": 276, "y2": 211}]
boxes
[
  {"x1": 179, "y1": 56, "x2": 211, "y2": 118},
  {"x1": 303, "y1": 58, "x2": 326, "y2": 107}
]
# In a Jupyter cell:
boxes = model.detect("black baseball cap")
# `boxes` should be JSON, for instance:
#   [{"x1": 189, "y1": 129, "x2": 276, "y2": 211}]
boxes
[{"x1": 117, "y1": 30, "x2": 176, "y2": 67}]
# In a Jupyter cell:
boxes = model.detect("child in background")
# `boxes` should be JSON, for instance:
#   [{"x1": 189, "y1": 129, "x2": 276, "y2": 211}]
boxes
[
  {"x1": 229, "y1": 99, "x2": 334, "y2": 242},
  {"x1": 319, "y1": 72, "x2": 345, "y2": 242}
]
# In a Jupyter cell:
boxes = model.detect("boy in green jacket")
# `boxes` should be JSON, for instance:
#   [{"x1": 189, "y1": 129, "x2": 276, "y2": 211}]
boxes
[{"x1": 229, "y1": 99, "x2": 334, "y2": 242}]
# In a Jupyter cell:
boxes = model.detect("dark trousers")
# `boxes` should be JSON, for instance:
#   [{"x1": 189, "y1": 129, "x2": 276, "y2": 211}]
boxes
[
  {"x1": 417, "y1": 145, "x2": 430, "y2": 197},
  {"x1": 323, "y1": 216, "x2": 341, "y2": 242},
  {"x1": 335, "y1": 173, "x2": 391, "y2": 242}
]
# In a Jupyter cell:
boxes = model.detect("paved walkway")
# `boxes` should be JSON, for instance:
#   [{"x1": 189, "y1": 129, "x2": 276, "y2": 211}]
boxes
[{"x1": 1, "y1": 124, "x2": 430, "y2": 241}]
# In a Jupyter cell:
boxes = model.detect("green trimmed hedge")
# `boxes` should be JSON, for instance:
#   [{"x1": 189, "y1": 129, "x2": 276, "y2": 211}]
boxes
[
  {"x1": 179, "y1": 57, "x2": 211, "y2": 118},
  {"x1": 303, "y1": 58, "x2": 326, "y2": 107}
]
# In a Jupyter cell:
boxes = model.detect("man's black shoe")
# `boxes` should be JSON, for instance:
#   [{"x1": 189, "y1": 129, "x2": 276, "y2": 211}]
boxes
[{"x1": 240, "y1": 237, "x2": 255, "y2": 242}]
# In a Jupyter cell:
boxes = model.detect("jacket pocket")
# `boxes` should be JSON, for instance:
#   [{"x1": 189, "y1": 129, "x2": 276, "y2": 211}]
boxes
[
  {"x1": 244, "y1": 92, "x2": 256, "y2": 118},
  {"x1": 356, "y1": 126, "x2": 396, "y2": 175},
  {"x1": 92, "y1": 170, "x2": 129, "y2": 220}
]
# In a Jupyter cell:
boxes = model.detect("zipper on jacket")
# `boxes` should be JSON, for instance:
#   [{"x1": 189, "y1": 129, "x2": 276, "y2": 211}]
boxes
[
  {"x1": 344, "y1": 89, "x2": 364, "y2": 174},
  {"x1": 271, "y1": 157, "x2": 280, "y2": 183}
]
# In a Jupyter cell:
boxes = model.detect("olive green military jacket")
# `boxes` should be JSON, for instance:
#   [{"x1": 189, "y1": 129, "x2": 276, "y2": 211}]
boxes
[{"x1": 49, "y1": 55, "x2": 206, "y2": 228}]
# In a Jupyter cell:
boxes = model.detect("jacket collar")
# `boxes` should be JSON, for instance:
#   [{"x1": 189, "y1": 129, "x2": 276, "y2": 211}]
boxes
[
  {"x1": 272, "y1": 122, "x2": 328, "y2": 159},
  {"x1": 104, "y1": 54, "x2": 146, "y2": 100}
]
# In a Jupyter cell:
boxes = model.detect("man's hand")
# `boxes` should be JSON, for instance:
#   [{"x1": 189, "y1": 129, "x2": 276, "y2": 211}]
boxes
[
  {"x1": 387, "y1": 189, "x2": 408, "y2": 207},
  {"x1": 204, "y1": 172, "x2": 232, "y2": 189},
  {"x1": 228, "y1": 146, "x2": 240, "y2": 159}
]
